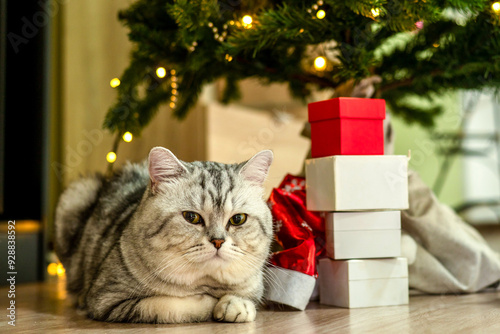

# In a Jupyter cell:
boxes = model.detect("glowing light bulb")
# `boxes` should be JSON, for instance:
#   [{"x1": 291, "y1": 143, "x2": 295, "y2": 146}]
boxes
[
  {"x1": 110, "y1": 78, "x2": 120, "y2": 88},
  {"x1": 106, "y1": 152, "x2": 117, "y2": 163},
  {"x1": 371, "y1": 8, "x2": 380, "y2": 17},
  {"x1": 122, "y1": 132, "x2": 133, "y2": 142},
  {"x1": 170, "y1": 69, "x2": 176, "y2": 75},
  {"x1": 242, "y1": 15, "x2": 253, "y2": 28},
  {"x1": 316, "y1": 10, "x2": 326, "y2": 19},
  {"x1": 493, "y1": 2, "x2": 500, "y2": 13},
  {"x1": 56, "y1": 263, "x2": 65, "y2": 276},
  {"x1": 225, "y1": 54, "x2": 233, "y2": 62},
  {"x1": 47, "y1": 263, "x2": 58, "y2": 276},
  {"x1": 314, "y1": 56, "x2": 327, "y2": 71},
  {"x1": 170, "y1": 102, "x2": 176, "y2": 108},
  {"x1": 156, "y1": 67, "x2": 166, "y2": 78}
]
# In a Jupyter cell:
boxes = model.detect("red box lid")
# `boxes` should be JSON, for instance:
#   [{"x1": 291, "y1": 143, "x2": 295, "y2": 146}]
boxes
[{"x1": 308, "y1": 98, "x2": 386, "y2": 122}]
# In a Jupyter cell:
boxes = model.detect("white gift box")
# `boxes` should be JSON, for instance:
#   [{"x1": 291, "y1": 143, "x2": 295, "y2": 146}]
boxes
[
  {"x1": 318, "y1": 257, "x2": 409, "y2": 308},
  {"x1": 264, "y1": 267, "x2": 316, "y2": 311},
  {"x1": 325, "y1": 211, "x2": 401, "y2": 259},
  {"x1": 305, "y1": 155, "x2": 409, "y2": 211}
]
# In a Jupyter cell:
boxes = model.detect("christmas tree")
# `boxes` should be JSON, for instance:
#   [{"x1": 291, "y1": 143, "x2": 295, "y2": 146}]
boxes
[{"x1": 103, "y1": 0, "x2": 500, "y2": 147}]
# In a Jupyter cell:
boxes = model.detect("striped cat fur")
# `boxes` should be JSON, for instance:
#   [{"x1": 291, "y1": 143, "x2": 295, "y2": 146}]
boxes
[{"x1": 55, "y1": 147, "x2": 274, "y2": 323}]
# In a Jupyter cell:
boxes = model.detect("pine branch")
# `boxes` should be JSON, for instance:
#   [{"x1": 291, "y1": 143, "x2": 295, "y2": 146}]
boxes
[{"x1": 103, "y1": 0, "x2": 500, "y2": 136}]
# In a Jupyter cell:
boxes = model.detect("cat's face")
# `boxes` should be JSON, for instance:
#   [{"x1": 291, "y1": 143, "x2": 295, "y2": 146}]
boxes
[{"x1": 130, "y1": 147, "x2": 273, "y2": 287}]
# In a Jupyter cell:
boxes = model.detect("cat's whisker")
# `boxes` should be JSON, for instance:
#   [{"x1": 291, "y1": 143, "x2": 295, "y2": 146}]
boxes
[
  {"x1": 156, "y1": 253, "x2": 202, "y2": 284},
  {"x1": 127, "y1": 251, "x2": 189, "y2": 299},
  {"x1": 263, "y1": 266, "x2": 287, "y2": 294},
  {"x1": 262, "y1": 260, "x2": 302, "y2": 298},
  {"x1": 156, "y1": 254, "x2": 194, "y2": 281},
  {"x1": 128, "y1": 259, "x2": 170, "y2": 296},
  {"x1": 263, "y1": 276, "x2": 283, "y2": 296},
  {"x1": 129, "y1": 252, "x2": 170, "y2": 296},
  {"x1": 233, "y1": 252, "x2": 292, "y2": 297},
  {"x1": 182, "y1": 244, "x2": 205, "y2": 256},
  {"x1": 235, "y1": 254, "x2": 266, "y2": 272},
  {"x1": 156, "y1": 256, "x2": 187, "y2": 276},
  {"x1": 160, "y1": 261, "x2": 190, "y2": 283},
  {"x1": 229, "y1": 246, "x2": 246, "y2": 256},
  {"x1": 229, "y1": 252, "x2": 288, "y2": 298},
  {"x1": 131, "y1": 259, "x2": 191, "y2": 299}
]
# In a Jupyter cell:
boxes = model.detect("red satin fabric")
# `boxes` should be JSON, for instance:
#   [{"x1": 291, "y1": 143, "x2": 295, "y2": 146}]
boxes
[{"x1": 268, "y1": 174, "x2": 326, "y2": 277}]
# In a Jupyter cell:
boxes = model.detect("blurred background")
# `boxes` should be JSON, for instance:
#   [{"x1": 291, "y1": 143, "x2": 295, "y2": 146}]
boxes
[{"x1": 1, "y1": 0, "x2": 500, "y2": 284}]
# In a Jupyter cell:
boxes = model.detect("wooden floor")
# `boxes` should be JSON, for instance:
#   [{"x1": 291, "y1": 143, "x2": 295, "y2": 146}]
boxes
[{"x1": 2, "y1": 277, "x2": 500, "y2": 333}]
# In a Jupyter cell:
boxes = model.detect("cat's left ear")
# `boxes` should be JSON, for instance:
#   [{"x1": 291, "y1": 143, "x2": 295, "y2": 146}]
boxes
[
  {"x1": 148, "y1": 147, "x2": 188, "y2": 193},
  {"x1": 240, "y1": 150, "x2": 274, "y2": 186}
]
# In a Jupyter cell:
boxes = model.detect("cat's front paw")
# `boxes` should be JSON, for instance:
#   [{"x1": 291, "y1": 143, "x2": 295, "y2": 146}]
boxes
[{"x1": 213, "y1": 295, "x2": 256, "y2": 323}]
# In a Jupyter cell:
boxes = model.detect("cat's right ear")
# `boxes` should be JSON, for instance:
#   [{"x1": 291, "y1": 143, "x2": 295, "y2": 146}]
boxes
[
  {"x1": 148, "y1": 147, "x2": 187, "y2": 194},
  {"x1": 240, "y1": 150, "x2": 274, "y2": 186}
]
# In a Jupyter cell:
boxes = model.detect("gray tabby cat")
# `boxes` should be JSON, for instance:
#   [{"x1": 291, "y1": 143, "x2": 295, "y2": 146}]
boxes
[{"x1": 55, "y1": 147, "x2": 274, "y2": 323}]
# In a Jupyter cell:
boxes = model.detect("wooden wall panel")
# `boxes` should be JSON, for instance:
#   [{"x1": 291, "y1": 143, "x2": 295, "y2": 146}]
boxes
[{"x1": 61, "y1": 0, "x2": 206, "y2": 185}]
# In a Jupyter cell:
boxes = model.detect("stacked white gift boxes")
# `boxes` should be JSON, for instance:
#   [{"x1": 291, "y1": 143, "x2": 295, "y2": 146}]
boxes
[{"x1": 306, "y1": 98, "x2": 410, "y2": 308}]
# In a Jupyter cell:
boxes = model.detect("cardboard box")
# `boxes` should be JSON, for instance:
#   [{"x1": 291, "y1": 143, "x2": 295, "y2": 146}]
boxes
[
  {"x1": 319, "y1": 258, "x2": 409, "y2": 308},
  {"x1": 308, "y1": 98, "x2": 386, "y2": 158},
  {"x1": 306, "y1": 155, "x2": 409, "y2": 211},
  {"x1": 325, "y1": 211, "x2": 401, "y2": 259}
]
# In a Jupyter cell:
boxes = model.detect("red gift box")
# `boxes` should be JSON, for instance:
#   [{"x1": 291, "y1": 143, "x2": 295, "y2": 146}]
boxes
[{"x1": 308, "y1": 98, "x2": 386, "y2": 158}]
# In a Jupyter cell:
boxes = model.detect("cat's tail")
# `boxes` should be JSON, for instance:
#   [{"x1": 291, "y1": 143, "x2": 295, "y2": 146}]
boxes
[{"x1": 54, "y1": 174, "x2": 104, "y2": 266}]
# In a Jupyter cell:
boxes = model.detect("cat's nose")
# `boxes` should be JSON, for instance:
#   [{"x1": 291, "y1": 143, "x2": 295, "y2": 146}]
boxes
[{"x1": 210, "y1": 239, "x2": 225, "y2": 249}]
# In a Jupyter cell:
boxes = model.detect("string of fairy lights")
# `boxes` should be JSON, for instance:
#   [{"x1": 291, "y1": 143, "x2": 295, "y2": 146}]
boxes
[
  {"x1": 104, "y1": 13, "x2": 260, "y2": 165},
  {"x1": 494, "y1": 2, "x2": 500, "y2": 13},
  {"x1": 100, "y1": 1, "x2": 500, "y2": 167},
  {"x1": 106, "y1": 66, "x2": 178, "y2": 164},
  {"x1": 104, "y1": 3, "x2": 331, "y2": 166}
]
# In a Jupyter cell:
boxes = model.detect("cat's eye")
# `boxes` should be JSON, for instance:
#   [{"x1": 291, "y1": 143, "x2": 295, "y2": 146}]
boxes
[
  {"x1": 229, "y1": 213, "x2": 247, "y2": 226},
  {"x1": 182, "y1": 211, "x2": 203, "y2": 224}
]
